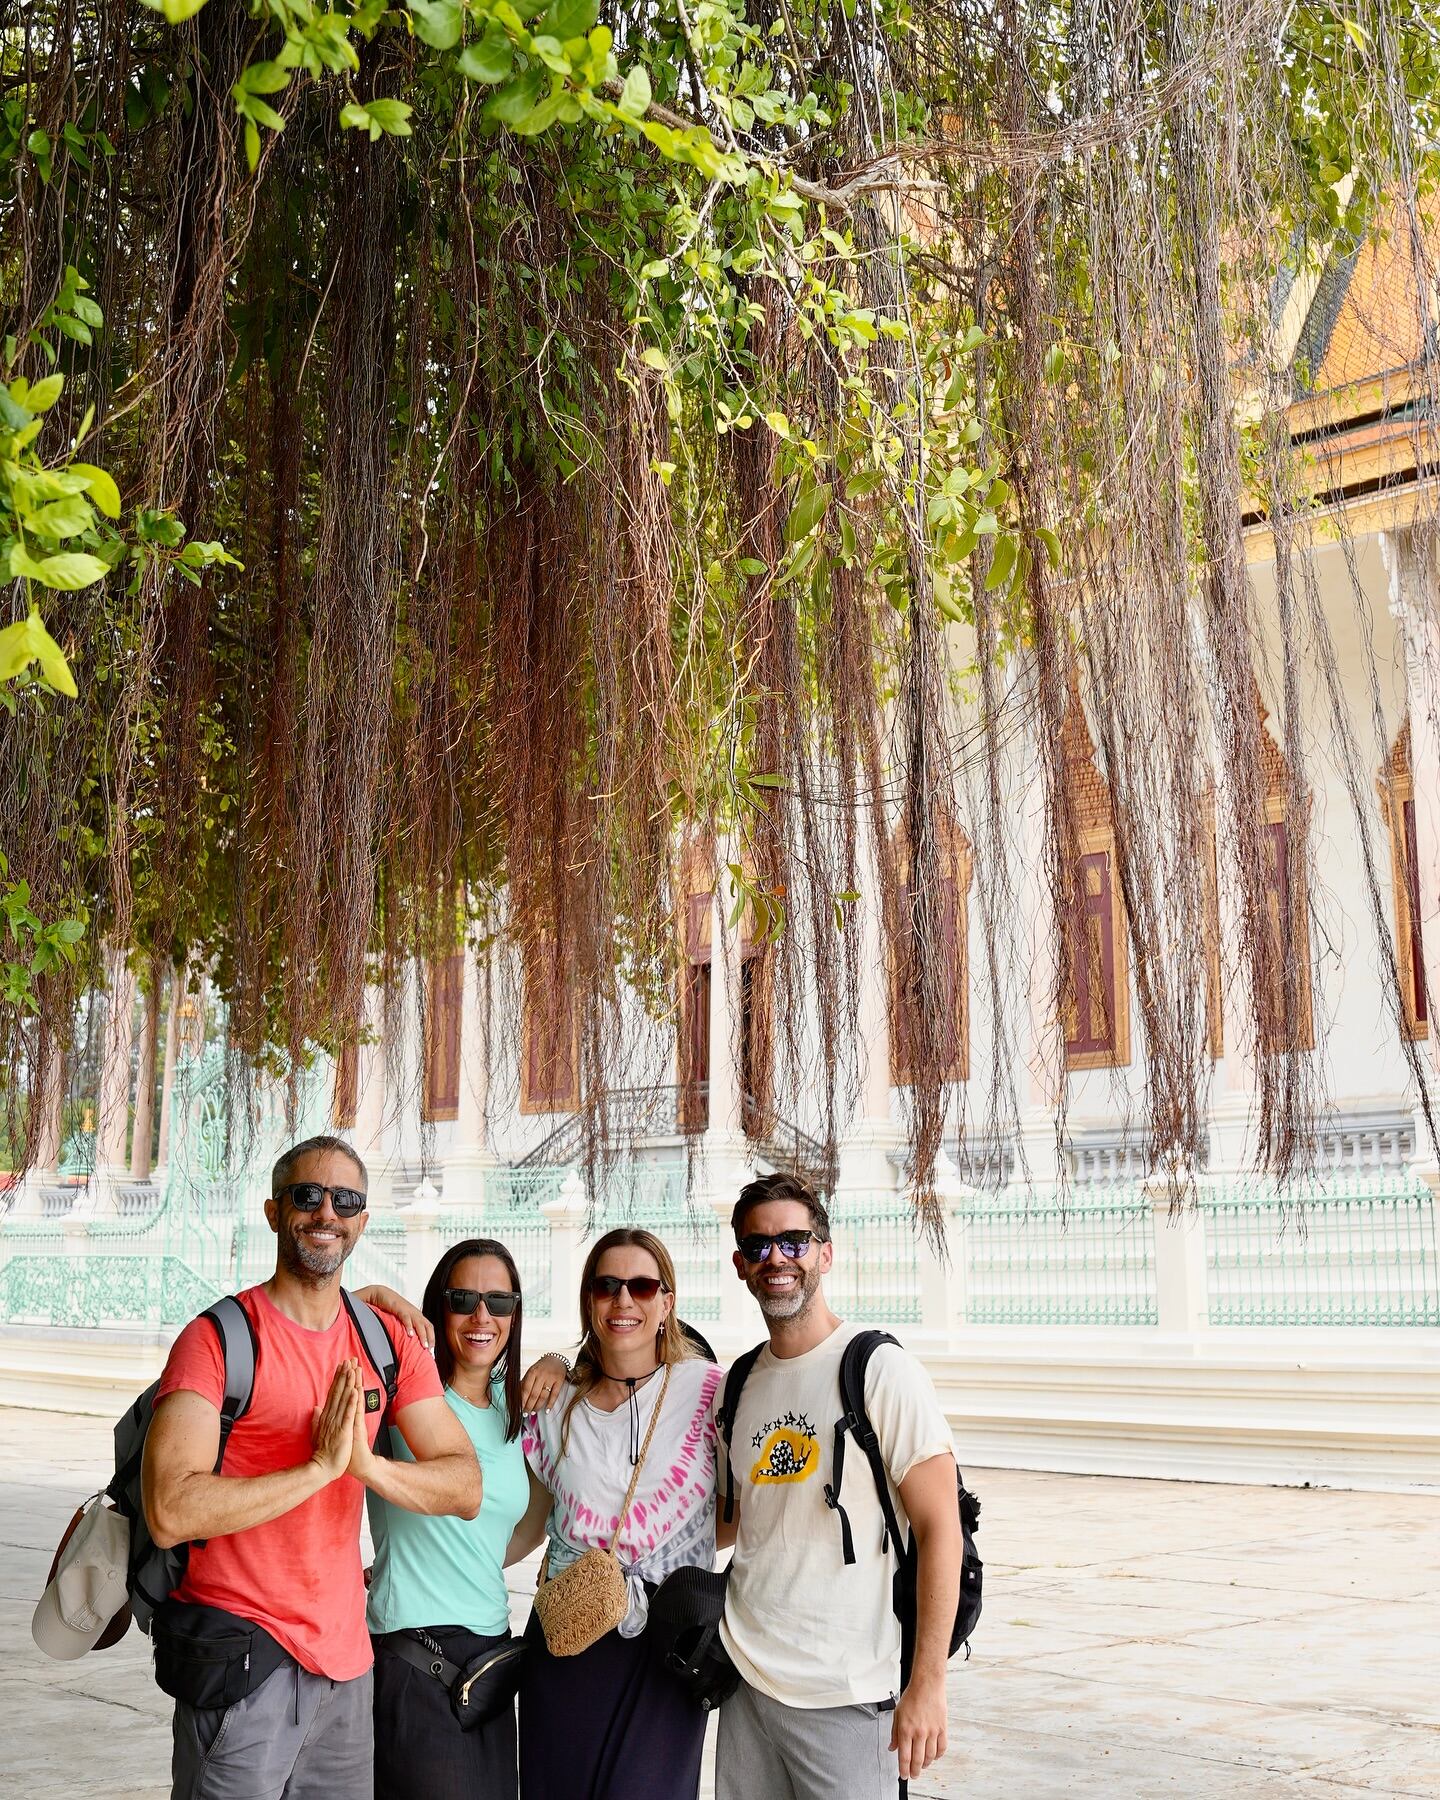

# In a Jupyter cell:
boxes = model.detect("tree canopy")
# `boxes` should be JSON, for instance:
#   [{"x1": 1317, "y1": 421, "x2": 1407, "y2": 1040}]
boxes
[{"x1": 2, "y1": 0, "x2": 1438, "y2": 1207}]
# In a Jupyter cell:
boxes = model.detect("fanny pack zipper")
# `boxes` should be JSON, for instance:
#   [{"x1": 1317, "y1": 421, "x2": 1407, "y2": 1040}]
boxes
[{"x1": 459, "y1": 1644, "x2": 518, "y2": 1705}]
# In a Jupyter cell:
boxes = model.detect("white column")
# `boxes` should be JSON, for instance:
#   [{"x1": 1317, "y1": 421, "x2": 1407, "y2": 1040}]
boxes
[
  {"x1": 540, "y1": 1170, "x2": 588, "y2": 1347},
  {"x1": 129, "y1": 970, "x2": 161, "y2": 1182},
  {"x1": 1146, "y1": 1175, "x2": 1209, "y2": 1334},
  {"x1": 914, "y1": 1152, "x2": 970, "y2": 1346},
  {"x1": 700, "y1": 848, "x2": 753, "y2": 1212},
  {"x1": 15, "y1": 1032, "x2": 66, "y2": 1216},
  {"x1": 1016, "y1": 747, "x2": 1067, "y2": 1186},
  {"x1": 91, "y1": 948, "x2": 137, "y2": 1213},
  {"x1": 154, "y1": 964, "x2": 185, "y2": 1184},
  {"x1": 352, "y1": 986, "x2": 395, "y2": 1209},
  {"x1": 441, "y1": 948, "x2": 496, "y2": 1209}
]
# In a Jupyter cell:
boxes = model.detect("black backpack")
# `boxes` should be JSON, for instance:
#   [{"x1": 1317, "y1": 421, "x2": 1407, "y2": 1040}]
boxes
[
  {"x1": 107, "y1": 1289, "x2": 399, "y2": 1633},
  {"x1": 718, "y1": 1328, "x2": 982, "y2": 1682}
]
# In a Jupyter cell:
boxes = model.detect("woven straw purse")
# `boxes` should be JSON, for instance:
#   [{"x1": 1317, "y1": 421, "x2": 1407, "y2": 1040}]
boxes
[{"x1": 534, "y1": 1363, "x2": 672, "y2": 1658}]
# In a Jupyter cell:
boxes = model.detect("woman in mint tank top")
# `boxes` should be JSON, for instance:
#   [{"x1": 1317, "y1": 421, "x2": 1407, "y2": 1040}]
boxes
[{"x1": 367, "y1": 1239, "x2": 530, "y2": 1800}]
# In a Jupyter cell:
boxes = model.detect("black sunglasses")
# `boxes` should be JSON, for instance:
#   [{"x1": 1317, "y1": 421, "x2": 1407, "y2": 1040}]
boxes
[
  {"x1": 589, "y1": 1275, "x2": 668, "y2": 1301},
  {"x1": 276, "y1": 1181, "x2": 367, "y2": 1218},
  {"x1": 737, "y1": 1230, "x2": 816, "y2": 1264},
  {"x1": 445, "y1": 1288, "x2": 520, "y2": 1318}
]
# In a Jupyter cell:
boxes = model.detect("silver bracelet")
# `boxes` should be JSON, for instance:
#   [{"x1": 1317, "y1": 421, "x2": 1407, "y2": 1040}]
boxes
[{"x1": 548, "y1": 1352, "x2": 573, "y2": 1376}]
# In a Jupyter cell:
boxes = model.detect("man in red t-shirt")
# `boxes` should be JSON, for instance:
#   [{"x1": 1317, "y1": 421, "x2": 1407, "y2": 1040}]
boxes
[{"x1": 143, "y1": 1134, "x2": 480, "y2": 1800}]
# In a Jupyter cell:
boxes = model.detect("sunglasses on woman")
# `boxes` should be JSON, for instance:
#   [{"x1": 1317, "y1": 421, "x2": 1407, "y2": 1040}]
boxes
[
  {"x1": 588, "y1": 1275, "x2": 669, "y2": 1301},
  {"x1": 276, "y1": 1181, "x2": 367, "y2": 1218},
  {"x1": 445, "y1": 1288, "x2": 520, "y2": 1318}
]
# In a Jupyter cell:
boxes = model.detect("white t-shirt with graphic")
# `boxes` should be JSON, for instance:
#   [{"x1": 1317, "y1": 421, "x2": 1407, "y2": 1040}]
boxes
[{"x1": 719, "y1": 1321, "x2": 955, "y2": 1707}]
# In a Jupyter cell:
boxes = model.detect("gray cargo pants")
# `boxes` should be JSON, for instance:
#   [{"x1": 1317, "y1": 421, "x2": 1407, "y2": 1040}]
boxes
[
  {"x1": 716, "y1": 1677, "x2": 899, "y2": 1800},
  {"x1": 171, "y1": 1661, "x2": 373, "y2": 1800}
]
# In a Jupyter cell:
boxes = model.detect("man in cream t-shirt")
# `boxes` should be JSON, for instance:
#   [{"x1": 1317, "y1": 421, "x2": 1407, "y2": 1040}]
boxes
[{"x1": 716, "y1": 1172, "x2": 963, "y2": 1799}]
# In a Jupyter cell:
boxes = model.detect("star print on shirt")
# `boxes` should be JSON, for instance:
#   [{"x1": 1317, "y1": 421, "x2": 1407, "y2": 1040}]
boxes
[{"x1": 749, "y1": 1411, "x2": 819, "y2": 1485}]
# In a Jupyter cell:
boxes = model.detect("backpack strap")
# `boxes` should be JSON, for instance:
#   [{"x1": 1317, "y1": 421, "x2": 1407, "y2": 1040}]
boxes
[
  {"x1": 832, "y1": 1330, "x2": 910, "y2": 1573},
  {"x1": 342, "y1": 1289, "x2": 400, "y2": 1403},
  {"x1": 203, "y1": 1295, "x2": 259, "y2": 1474},
  {"x1": 717, "y1": 1342, "x2": 766, "y2": 1525}
]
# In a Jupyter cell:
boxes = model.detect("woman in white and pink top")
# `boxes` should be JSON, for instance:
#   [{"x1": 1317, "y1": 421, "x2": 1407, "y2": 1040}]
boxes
[{"x1": 508, "y1": 1227, "x2": 723, "y2": 1800}]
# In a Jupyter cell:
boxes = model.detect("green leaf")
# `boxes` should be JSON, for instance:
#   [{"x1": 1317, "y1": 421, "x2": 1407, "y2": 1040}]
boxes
[
  {"x1": 29, "y1": 551, "x2": 110, "y2": 591},
  {"x1": 27, "y1": 496, "x2": 93, "y2": 539},
  {"x1": 983, "y1": 534, "x2": 1016, "y2": 592},
  {"x1": 511, "y1": 87, "x2": 567, "y2": 135},
  {"x1": 484, "y1": 66, "x2": 547, "y2": 126},
  {"x1": 1341, "y1": 18, "x2": 1369, "y2": 51},
  {"x1": 409, "y1": 0, "x2": 462, "y2": 50},
  {"x1": 341, "y1": 97, "x2": 414, "y2": 138},
  {"x1": 1035, "y1": 526, "x2": 1062, "y2": 570},
  {"x1": 25, "y1": 373, "x2": 64, "y2": 412},
  {"x1": 240, "y1": 60, "x2": 291, "y2": 95},
  {"x1": 619, "y1": 65, "x2": 652, "y2": 119},
  {"x1": 786, "y1": 482, "x2": 831, "y2": 541},
  {"x1": 143, "y1": 0, "x2": 210, "y2": 21},
  {"x1": 458, "y1": 28, "x2": 514, "y2": 83},
  {"x1": 70, "y1": 463, "x2": 121, "y2": 519},
  {"x1": 545, "y1": 0, "x2": 598, "y2": 35}
]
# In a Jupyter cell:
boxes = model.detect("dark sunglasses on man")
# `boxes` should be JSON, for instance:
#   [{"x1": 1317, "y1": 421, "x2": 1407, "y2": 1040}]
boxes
[
  {"x1": 588, "y1": 1275, "x2": 669, "y2": 1301},
  {"x1": 275, "y1": 1181, "x2": 368, "y2": 1218},
  {"x1": 737, "y1": 1230, "x2": 816, "y2": 1264},
  {"x1": 444, "y1": 1288, "x2": 520, "y2": 1318}
]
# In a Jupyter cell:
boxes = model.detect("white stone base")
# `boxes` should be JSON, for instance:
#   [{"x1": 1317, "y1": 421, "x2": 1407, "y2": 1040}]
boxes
[{"x1": 7, "y1": 1319, "x2": 1438, "y2": 1493}]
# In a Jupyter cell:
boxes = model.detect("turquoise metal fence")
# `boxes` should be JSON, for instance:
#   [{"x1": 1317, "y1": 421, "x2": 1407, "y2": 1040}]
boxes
[
  {"x1": 963, "y1": 1190, "x2": 1158, "y2": 1326},
  {"x1": 828, "y1": 1194, "x2": 923, "y2": 1325},
  {"x1": 1201, "y1": 1173, "x2": 1440, "y2": 1326}
]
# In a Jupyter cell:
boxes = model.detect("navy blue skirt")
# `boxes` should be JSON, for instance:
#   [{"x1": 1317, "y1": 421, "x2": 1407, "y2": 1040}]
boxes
[{"x1": 517, "y1": 1609, "x2": 707, "y2": 1800}]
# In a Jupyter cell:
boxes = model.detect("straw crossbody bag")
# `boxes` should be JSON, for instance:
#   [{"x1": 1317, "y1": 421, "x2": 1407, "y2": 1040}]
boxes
[{"x1": 534, "y1": 1363, "x2": 672, "y2": 1658}]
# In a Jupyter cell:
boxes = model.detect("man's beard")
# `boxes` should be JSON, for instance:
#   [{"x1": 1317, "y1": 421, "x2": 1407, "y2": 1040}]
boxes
[
  {"x1": 748, "y1": 1258, "x2": 822, "y2": 1322},
  {"x1": 279, "y1": 1224, "x2": 354, "y2": 1281}
]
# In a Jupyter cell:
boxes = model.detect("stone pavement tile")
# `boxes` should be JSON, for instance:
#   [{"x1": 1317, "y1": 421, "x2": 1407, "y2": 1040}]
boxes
[
  {"x1": 0, "y1": 1671, "x2": 168, "y2": 1800},
  {"x1": 1294, "y1": 1734, "x2": 1440, "y2": 1796}
]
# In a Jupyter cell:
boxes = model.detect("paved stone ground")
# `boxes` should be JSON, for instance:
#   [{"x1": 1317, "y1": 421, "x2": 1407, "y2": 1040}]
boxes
[{"x1": 1, "y1": 1405, "x2": 1437, "y2": 1797}]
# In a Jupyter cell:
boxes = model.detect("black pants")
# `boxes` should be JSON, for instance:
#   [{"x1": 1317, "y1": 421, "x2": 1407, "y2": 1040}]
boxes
[
  {"x1": 372, "y1": 1628, "x2": 518, "y2": 1800},
  {"x1": 518, "y1": 1610, "x2": 707, "y2": 1800}
]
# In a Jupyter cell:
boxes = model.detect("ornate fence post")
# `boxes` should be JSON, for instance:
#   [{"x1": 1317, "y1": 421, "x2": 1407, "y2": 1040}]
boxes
[
  {"x1": 540, "y1": 1171, "x2": 588, "y2": 1339},
  {"x1": 1146, "y1": 1174, "x2": 1209, "y2": 1333},
  {"x1": 916, "y1": 1152, "x2": 972, "y2": 1344},
  {"x1": 401, "y1": 1178, "x2": 444, "y2": 1299}
]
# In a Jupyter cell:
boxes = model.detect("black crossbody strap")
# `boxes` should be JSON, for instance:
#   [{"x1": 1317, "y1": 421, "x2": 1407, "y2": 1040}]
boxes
[{"x1": 384, "y1": 1629, "x2": 463, "y2": 1688}]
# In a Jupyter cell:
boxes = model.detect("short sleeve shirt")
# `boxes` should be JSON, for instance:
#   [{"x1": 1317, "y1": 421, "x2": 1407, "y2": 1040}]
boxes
[
  {"x1": 156, "y1": 1283, "x2": 442, "y2": 1679},
  {"x1": 524, "y1": 1356, "x2": 723, "y2": 1635},
  {"x1": 366, "y1": 1382, "x2": 529, "y2": 1638},
  {"x1": 719, "y1": 1322, "x2": 955, "y2": 1707}
]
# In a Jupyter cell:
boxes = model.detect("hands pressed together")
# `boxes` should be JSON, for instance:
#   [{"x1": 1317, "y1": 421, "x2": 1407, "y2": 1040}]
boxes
[{"x1": 310, "y1": 1358, "x2": 376, "y2": 1485}]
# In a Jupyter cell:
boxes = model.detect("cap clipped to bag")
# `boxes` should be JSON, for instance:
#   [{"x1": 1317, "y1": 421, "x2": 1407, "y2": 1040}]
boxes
[
  {"x1": 647, "y1": 1565, "x2": 740, "y2": 1711},
  {"x1": 32, "y1": 1497, "x2": 132, "y2": 1661}
]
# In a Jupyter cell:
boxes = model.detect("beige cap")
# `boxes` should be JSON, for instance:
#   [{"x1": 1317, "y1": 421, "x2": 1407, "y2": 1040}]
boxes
[{"x1": 32, "y1": 1499, "x2": 131, "y2": 1661}]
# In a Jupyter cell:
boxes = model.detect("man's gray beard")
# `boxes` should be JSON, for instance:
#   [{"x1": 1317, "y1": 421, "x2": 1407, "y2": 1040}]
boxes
[
  {"x1": 280, "y1": 1230, "x2": 353, "y2": 1282},
  {"x1": 751, "y1": 1263, "x2": 821, "y2": 1321}
]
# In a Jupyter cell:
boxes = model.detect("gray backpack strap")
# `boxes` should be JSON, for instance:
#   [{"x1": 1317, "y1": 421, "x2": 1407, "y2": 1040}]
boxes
[
  {"x1": 205, "y1": 1295, "x2": 259, "y2": 1472},
  {"x1": 341, "y1": 1290, "x2": 399, "y2": 1409}
]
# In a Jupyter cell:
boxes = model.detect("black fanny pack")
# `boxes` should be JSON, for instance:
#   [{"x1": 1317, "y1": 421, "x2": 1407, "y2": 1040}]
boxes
[
  {"x1": 151, "y1": 1600, "x2": 293, "y2": 1711},
  {"x1": 380, "y1": 1627, "x2": 524, "y2": 1729}
]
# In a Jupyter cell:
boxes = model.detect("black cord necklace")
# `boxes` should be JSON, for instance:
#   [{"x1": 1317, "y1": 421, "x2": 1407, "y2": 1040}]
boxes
[{"x1": 599, "y1": 1363, "x2": 660, "y2": 1464}]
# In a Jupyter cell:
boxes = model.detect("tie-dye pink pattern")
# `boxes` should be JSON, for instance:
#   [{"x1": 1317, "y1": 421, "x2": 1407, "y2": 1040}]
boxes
[{"x1": 525, "y1": 1360, "x2": 724, "y2": 1562}]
